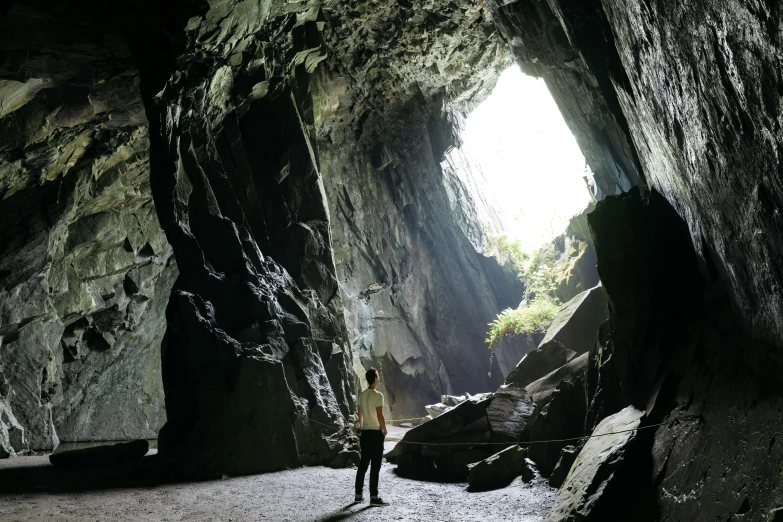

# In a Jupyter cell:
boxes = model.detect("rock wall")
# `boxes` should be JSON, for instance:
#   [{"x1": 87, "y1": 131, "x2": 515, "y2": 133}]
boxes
[
  {"x1": 310, "y1": 0, "x2": 524, "y2": 418},
  {"x1": 486, "y1": 1, "x2": 783, "y2": 518},
  {"x1": 127, "y1": 0, "x2": 365, "y2": 478},
  {"x1": 0, "y1": 0, "x2": 525, "y2": 466},
  {"x1": 0, "y1": 4, "x2": 174, "y2": 454},
  {"x1": 317, "y1": 101, "x2": 523, "y2": 418},
  {"x1": 569, "y1": 188, "x2": 783, "y2": 520}
]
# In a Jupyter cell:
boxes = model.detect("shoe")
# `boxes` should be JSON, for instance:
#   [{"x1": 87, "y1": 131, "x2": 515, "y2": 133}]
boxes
[
  {"x1": 354, "y1": 494, "x2": 363, "y2": 503},
  {"x1": 370, "y1": 497, "x2": 390, "y2": 507}
]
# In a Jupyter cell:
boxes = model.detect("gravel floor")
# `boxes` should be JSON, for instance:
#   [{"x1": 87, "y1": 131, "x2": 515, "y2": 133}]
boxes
[{"x1": 0, "y1": 440, "x2": 556, "y2": 522}]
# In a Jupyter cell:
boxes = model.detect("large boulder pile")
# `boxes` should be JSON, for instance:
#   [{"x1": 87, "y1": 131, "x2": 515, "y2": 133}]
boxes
[{"x1": 388, "y1": 284, "x2": 605, "y2": 487}]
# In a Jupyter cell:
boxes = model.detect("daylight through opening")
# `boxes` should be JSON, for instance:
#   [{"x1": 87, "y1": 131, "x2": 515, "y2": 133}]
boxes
[{"x1": 461, "y1": 65, "x2": 593, "y2": 251}]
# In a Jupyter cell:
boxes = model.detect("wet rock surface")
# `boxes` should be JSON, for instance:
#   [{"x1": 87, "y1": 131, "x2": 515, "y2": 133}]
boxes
[
  {"x1": 494, "y1": 332, "x2": 545, "y2": 379},
  {"x1": 505, "y1": 341, "x2": 575, "y2": 390},
  {"x1": 2, "y1": 1, "x2": 783, "y2": 520},
  {"x1": 320, "y1": 100, "x2": 523, "y2": 418}
]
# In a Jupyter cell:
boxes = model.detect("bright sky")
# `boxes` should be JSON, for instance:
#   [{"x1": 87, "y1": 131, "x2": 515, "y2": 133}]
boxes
[{"x1": 461, "y1": 65, "x2": 591, "y2": 251}]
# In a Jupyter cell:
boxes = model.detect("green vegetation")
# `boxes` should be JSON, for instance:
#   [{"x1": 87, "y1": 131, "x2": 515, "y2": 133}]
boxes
[
  {"x1": 485, "y1": 235, "x2": 562, "y2": 350},
  {"x1": 485, "y1": 296, "x2": 560, "y2": 350}
]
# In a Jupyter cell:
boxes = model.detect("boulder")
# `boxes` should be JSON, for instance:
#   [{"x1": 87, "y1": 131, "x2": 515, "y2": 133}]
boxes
[
  {"x1": 505, "y1": 341, "x2": 576, "y2": 389},
  {"x1": 549, "y1": 445, "x2": 580, "y2": 488},
  {"x1": 425, "y1": 394, "x2": 470, "y2": 418},
  {"x1": 545, "y1": 406, "x2": 645, "y2": 522},
  {"x1": 434, "y1": 448, "x2": 492, "y2": 481},
  {"x1": 526, "y1": 354, "x2": 588, "y2": 476},
  {"x1": 385, "y1": 393, "x2": 493, "y2": 461},
  {"x1": 49, "y1": 440, "x2": 149, "y2": 469},
  {"x1": 539, "y1": 285, "x2": 608, "y2": 357},
  {"x1": 526, "y1": 352, "x2": 589, "y2": 408},
  {"x1": 487, "y1": 385, "x2": 538, "y2": 442},
  {"x1": 442, "y1": 394, "x2": 470, "y2": 407},
  {"x1": 520, "y1": 457, "x2": 540, "y2": 483},
  {"x1": 467, "y1": 445, "x2": 528, "y2": 491}
]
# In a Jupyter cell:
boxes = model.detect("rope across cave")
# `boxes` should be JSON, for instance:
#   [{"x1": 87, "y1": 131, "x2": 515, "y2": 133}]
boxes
[{"x1": 307, "y1": 414, "x2": 701, "y2": 446}]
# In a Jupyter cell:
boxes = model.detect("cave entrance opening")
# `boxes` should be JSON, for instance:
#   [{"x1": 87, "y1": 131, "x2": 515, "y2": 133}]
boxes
[{"x1": 460, "y1": 64, "x2": 592, "y2": 251}]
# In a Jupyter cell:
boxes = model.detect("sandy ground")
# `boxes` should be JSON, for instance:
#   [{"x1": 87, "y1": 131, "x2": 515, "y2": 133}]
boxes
[{"x1": 0, "y1": 433, "x2": 556, "y2": 522}]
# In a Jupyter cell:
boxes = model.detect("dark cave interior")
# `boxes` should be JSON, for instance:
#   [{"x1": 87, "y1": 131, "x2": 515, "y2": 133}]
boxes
[{"x1": 1, "y1": 0, "x2": 783, "y2": 520}]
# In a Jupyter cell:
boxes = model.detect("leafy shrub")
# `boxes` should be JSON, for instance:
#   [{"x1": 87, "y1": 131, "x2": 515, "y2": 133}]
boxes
[
  {"x1": 485, "y1": 296, "x2": 560, "y2": 350},
  {"x1": 486, "y1": 235, "x2": 563, "y2": 350}
]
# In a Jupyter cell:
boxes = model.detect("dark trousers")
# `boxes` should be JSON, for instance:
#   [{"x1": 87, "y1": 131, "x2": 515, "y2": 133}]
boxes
[{"x1": 355, "y1": 429, "x2": 384, "y2": 497}]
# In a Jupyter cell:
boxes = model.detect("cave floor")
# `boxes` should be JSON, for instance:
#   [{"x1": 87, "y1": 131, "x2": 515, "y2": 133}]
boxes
[{"x1": 0, "y1": 439, "x2": 556, "y2": 522}]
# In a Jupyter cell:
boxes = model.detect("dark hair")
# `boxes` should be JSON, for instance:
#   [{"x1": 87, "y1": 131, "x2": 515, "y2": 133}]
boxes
[{"x1": 365, "y1": 367, "x2": 379, "y2": 385}]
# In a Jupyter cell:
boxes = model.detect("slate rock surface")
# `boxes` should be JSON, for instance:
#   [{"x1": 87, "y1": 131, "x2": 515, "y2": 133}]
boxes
[
  {"x1": 486, "y1": 385, "x2": 537, "y2": 443},
  {"x1": 526, "y1": 354, "x2": 588, "y2": 477},
  {"x1": 545, "y1": 406, "x2": 645, "y2": 522},
  {"x1": 526, "y1": 353, "x2": 589, "y2": 409},
  {"x1": 388, "y1": 386, "x2": 537, "y2": 481},
  {"x1": 539, "y1": 286, "x2": 608, "y2": 357},
  {"x1": 548, "y1": 445, "x2": 580, "y2": 489},
  {"x1": 505, "y1": 341, "x2": 576, "y2": 390},
  {"x1": 467, "y1": 444, "x2": 528, "y2": 491},
  {"x1": 0, "y1": 8, "x2": 174, "y2": 453},
  {"x1": 494, "y1": 332, "x2": 545, "y2": 380}
]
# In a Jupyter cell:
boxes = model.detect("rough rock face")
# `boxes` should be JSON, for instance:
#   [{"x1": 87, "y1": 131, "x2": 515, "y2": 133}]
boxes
[
  {"x1": 526, "y1": 352, "x2": 588, "y2": 476},
  {"x1": 545, "y1": 406, "x2": 645, "y2": 522},
  {"x1": 505, "y1": 341, "x2": 576, "y2": 390},
  {"x1": 467, "y1": 444, "x2": 528, "y2": 491},
  {"x1": 319, "y1": 105, "x2": 523, "y2": 417},
  {"x1": 494, "y1": 332, "x2": 545, "y2": 379},
  {"x1": 487, "y1": 0, "x2": 643, "y2": 199},
  {"x1": 387, "y1": 386, "x2": 538, "y2": 480},
  {"x1": 0, "y1": 0, "x2": 524, "y2": 471},
  {"x1": 131, "y1": 2, "x2": 366, "y2": 477},
  {"x1": 539, "y1": 286, "x2": 608, "y2": 358},
  {"x1": 488, "y1": 1, "x2": 783, "y2": 516},
  {"x1": 539, "y1": 189, "x2": 783, "y2": 521},
  {"x1": 0, "y1": 5, "x2": 174, "y2": 454},
  {"x1": 311, "y1": 0, "x2": 524, "y2": 418}
]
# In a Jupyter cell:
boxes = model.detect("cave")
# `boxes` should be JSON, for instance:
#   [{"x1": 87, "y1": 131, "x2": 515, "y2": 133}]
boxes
[{"x1": 1, "y1": 0, "x2": 783, "y2": 521}]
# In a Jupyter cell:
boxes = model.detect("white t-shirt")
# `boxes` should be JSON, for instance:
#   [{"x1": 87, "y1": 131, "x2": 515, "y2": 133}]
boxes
[{"x1": 359, "y1": 388, "x2": 385, "y2": 430}]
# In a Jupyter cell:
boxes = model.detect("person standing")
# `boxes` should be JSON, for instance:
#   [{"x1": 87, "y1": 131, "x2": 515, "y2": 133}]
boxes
[{"x1": 354, "y1": 368, "x2": 390, "y2": 507}]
